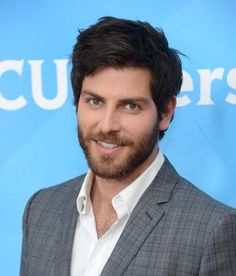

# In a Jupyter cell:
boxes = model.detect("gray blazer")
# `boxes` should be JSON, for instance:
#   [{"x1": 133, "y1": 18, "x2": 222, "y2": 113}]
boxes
[{"x1": 20, "y1": 159, "x2": 236, "y2": 275}]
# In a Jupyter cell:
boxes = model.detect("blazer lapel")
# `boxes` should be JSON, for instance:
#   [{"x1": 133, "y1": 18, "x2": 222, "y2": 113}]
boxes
[
  {"x1": 56, "y1": 177, "x2": 84, "y2": 276},
  {"x1": 101, "y1": 158, "x2": 179, "y2": 276}
]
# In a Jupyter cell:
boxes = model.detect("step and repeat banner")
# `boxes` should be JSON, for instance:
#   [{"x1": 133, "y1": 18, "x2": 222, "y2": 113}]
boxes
[{"x1": 1, "y1": 0, "x2": 236, "y2": 275}]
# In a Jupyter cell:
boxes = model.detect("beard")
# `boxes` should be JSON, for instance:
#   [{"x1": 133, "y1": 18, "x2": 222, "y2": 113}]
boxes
[{"x1": 78, "y1": 122, "x2": 159, "y2": 180}]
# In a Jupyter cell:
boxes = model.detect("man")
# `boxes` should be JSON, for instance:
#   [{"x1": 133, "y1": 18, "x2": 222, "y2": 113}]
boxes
[{"x1": 20, "y1": 17, "x2": 236, "y2": 275}]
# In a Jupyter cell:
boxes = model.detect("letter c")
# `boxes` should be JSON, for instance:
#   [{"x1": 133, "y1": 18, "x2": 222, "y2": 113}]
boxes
[{"x1": 0, "y1": 60, "x2": 27, "y2": 110}]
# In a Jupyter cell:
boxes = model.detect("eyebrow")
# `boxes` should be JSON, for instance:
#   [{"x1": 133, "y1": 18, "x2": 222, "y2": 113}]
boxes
[
  {"x1": 81, "y1": 90, "x2": 105, "y2": 101},
  {"x1": 81, "y1": 90, "x2": 151, "y2": 106}
]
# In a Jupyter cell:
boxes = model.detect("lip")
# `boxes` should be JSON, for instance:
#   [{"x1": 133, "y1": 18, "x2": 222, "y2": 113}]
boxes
[
  {"x1": 98, "y1": 140, "x2": 120, "y2": 147},
  {"x1": 95, "y1": 140, "x2": 124, "y2": 154}
]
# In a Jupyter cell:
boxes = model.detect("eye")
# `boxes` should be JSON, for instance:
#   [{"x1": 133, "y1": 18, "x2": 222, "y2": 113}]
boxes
[
  {"x1": 88, "y1": 98, "x2": 102, "y2": 106},
  {"x1": 125, "y1": 103, "x2": 139, "y2": 111}
]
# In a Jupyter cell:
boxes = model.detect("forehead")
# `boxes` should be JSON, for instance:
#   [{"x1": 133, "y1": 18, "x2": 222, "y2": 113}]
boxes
[{"x1": 81, "y1": 67, "x2": 152, "y2": 99}]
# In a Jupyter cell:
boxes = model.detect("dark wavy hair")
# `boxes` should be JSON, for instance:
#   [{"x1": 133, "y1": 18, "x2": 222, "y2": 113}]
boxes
[{"x1": 71, "y1": 16, "x2": 183, "y2": 139}]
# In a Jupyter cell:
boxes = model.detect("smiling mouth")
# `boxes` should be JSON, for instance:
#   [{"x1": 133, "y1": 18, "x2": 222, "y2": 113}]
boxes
[{"x1": 97, "y1": 141, "x2": 120, "y2": 149}]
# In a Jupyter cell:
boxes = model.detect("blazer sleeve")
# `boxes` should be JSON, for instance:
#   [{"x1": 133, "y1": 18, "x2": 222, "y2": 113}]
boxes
[
  {"x1": 20, "y1": 190, "x2": 42, "y2": 276},
  {"x1": 199, "y1": 211, "x2": 236, "y2": 275}
]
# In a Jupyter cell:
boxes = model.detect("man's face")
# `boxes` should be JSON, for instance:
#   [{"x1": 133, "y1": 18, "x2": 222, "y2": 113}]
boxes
[{"x1": 77, "y1": 67, "x2": 173, "y2": 180}]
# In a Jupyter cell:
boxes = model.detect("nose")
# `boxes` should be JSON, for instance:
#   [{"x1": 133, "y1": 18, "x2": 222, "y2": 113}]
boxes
[{"x1": 98, "y1": 107, "x2": 121, "y2": 133}]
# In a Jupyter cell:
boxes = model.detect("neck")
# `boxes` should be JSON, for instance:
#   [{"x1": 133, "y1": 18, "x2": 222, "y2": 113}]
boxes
[{"x1": 90, "y1": 146, "x2": 158, "y2": 205}]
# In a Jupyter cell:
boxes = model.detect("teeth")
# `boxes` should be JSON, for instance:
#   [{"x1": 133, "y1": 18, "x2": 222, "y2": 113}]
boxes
[{"x1": 98, "y1": 142, "x2": 119, "y2": 149}]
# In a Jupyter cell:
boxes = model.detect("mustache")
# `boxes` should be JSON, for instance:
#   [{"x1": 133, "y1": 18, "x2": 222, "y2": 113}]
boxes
[{"x1": 88, "y1": 131, "x2": 133, "y2": 146}]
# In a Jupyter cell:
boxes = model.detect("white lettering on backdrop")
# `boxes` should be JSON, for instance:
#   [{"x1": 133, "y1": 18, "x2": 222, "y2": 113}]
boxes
[{"x1": 0, "y1": 59, "x2": 236, "y2": 110}]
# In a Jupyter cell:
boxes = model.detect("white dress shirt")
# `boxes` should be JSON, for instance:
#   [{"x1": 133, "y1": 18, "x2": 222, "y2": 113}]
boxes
[{"x1": 70, "y1": 151, "x2": 164, "y2": 276}]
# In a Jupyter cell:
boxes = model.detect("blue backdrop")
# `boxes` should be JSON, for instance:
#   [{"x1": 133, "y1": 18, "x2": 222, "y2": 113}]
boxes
[{"x1": 1, "y1": 1, "x2": 236, "y2": 275}]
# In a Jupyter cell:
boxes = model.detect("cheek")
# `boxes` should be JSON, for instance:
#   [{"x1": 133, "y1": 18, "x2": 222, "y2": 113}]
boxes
[
  {"x1": 77, "y1": 112, "x2": 88, "y2": 135},
  {"x1": 78, "y1": 106, "x2": 92, "y2": 126},
  {"x1": 123, "y1": 114, "x2": 157, "y2": 138},
  {"x1": 78, "y1": 113, "x2": 100, "y2": 138}
]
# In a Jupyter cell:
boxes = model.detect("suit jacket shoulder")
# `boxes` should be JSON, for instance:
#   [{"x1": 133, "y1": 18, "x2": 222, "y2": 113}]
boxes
[
  {"x1": 20, "y1": 175, "x2": 85, "y2": 276},
  {"x1": 29, "y1": 174, "x2": 85, "y2": 206}
]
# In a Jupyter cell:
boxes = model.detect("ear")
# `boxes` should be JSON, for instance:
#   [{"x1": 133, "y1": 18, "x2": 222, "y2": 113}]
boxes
[{"x1": 159, "y1": 97, "x2": 177, "y2": 131}]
